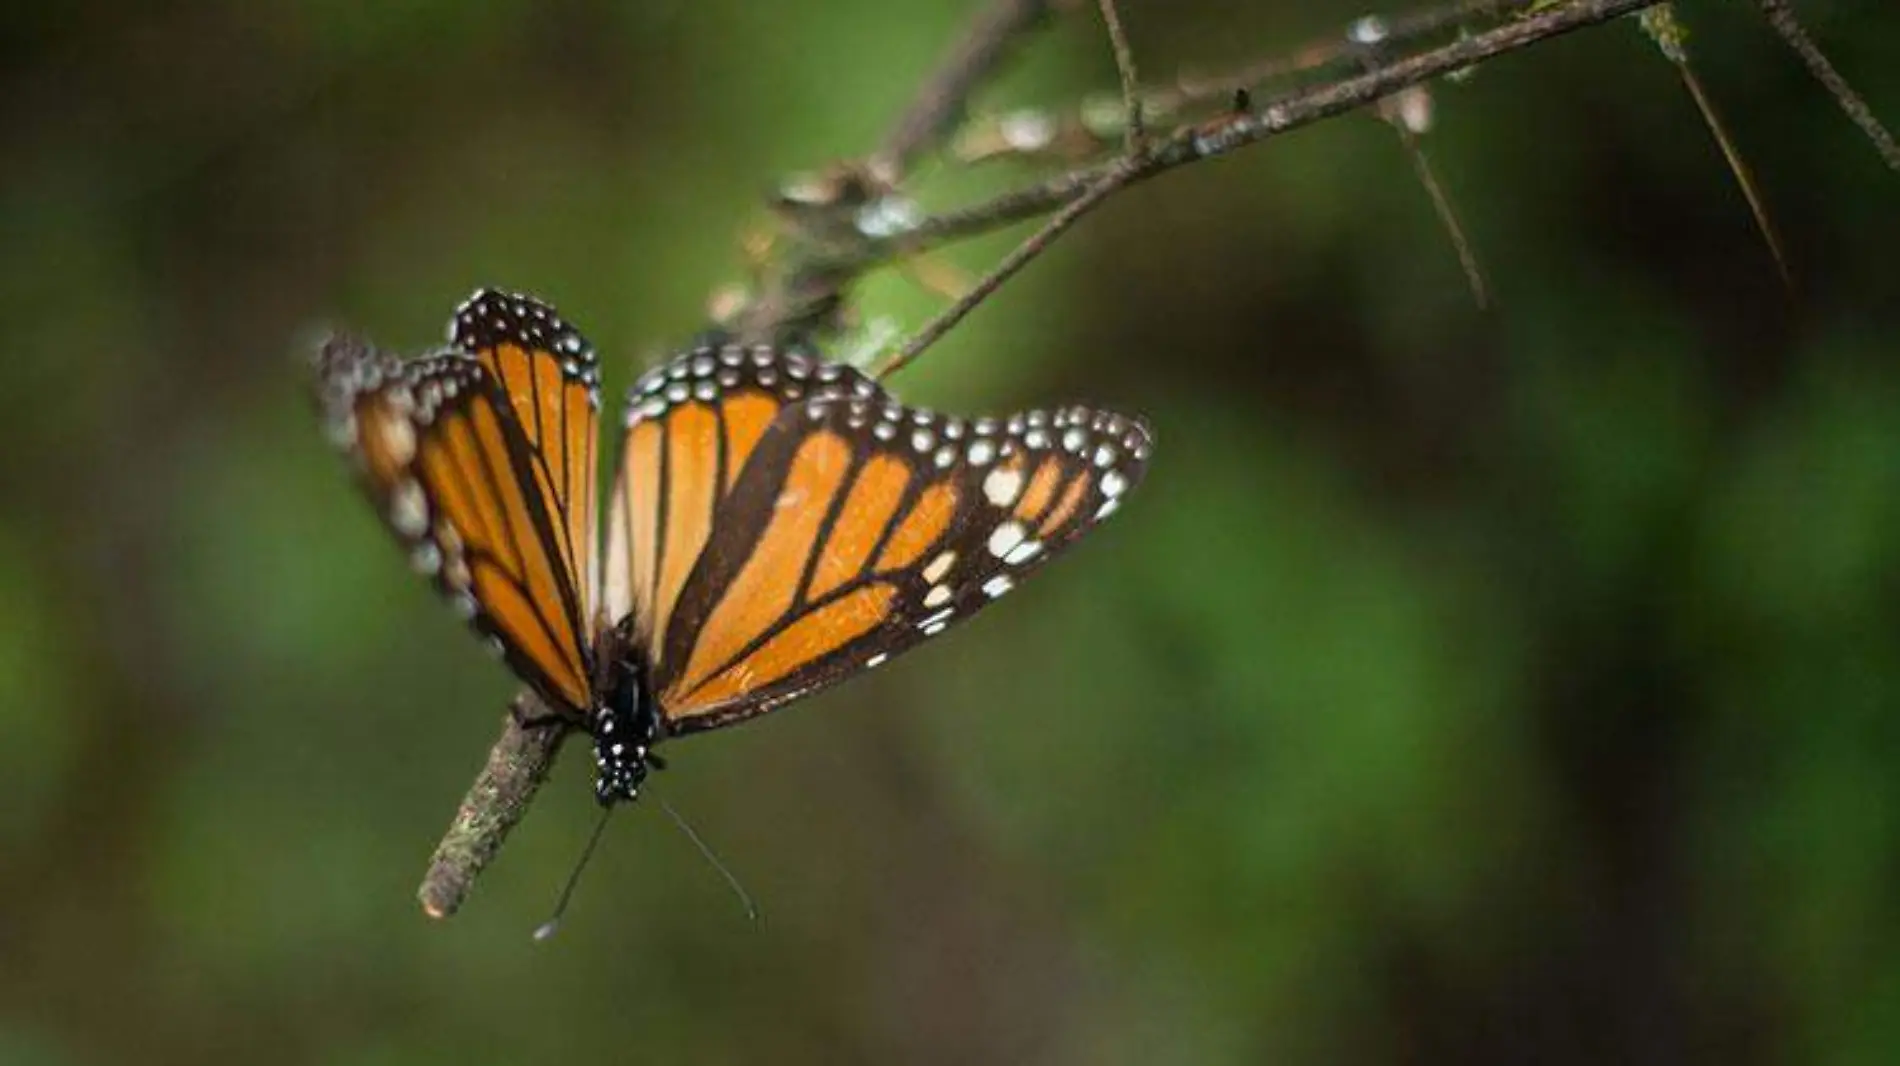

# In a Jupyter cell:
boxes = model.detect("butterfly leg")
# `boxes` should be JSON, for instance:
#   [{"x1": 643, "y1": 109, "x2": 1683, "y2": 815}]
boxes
[{"x1": 510, "y1": 704, "x2": 579, "y2": 734}]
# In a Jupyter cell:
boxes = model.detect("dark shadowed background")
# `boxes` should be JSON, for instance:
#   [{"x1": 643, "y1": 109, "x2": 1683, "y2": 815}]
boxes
[{"x1": 4, "y1": 1, "x2": 1899, "y2": 1063}]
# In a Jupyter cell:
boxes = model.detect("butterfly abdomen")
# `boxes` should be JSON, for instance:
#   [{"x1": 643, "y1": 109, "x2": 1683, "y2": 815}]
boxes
[{"x1": 591, "y1": 645, "x2": 662, "y2": 806}]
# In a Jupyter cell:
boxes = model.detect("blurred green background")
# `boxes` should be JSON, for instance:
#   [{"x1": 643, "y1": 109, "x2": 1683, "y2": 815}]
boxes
[{"x1": 4, "y1": 1, "x2": 1899, "y2": 1063}]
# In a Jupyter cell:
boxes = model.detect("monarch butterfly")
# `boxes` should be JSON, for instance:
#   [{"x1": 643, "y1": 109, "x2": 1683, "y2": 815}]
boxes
[{"x1": 316, "y1": 289, "x2": 1151, "y2": 808}]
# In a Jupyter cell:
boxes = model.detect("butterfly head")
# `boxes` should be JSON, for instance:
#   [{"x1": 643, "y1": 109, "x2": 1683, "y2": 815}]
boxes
[{"x1": 592, "y1": 650, "x2": 662, "y2": 807}]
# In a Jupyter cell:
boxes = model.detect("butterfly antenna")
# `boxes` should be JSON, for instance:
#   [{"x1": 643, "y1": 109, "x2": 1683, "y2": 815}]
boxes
[
  {"x1": 533, "y1": 803, "x2": 615, "y2": 942},
  {"x1": 659, "y1": 796, "x2": 760, "y2": 923}
]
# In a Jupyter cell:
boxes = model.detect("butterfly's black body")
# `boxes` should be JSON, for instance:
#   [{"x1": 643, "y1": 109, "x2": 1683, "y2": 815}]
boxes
[{"x1": 588, "y1": 630, "x2": 664, "y2": 806}]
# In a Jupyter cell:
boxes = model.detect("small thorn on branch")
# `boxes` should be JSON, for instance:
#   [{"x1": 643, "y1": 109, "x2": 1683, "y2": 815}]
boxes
[
  {"x1": 1641, "y1": 4, "x2": 1794, "y2": 288},
  {"x1": 1380, "y1": 86, "x2": 1491, "y2": 310}
]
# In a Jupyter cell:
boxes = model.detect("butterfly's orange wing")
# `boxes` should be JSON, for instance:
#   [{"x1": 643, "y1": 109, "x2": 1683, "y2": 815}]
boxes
[
  {"x1": 315, "y1": 291, "x2": 600, "y2": 713},
  {"x1": 620, "y1": 354, "x2": 1152, "y2": 735},
  {"x1": 604, "y1": 341, "x2": 867, "y2": 663},
  {"x1": 449, "y1": 290, "x2": 600, "y2": 633}
]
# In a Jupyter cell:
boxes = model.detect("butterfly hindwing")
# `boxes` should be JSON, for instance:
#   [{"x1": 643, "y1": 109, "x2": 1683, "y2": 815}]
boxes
[
  {"x1": 316, "y1": 294, "x2": 600, "y2": 715},
  {"x1": 647, "y1": 366, "x2": 1153, "y2": 734},
  {"x1": 604, "y1": 342, "x2": 870, "y2": 662}
]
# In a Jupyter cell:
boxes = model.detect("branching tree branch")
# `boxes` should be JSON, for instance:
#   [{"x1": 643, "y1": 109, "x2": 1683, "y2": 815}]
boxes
[
  {"x1": 861, "y1": 0, "x2": 1659, "y2": 274},
  {"x1": 417, "y1": 0, "x2": 1891, "y2": 919}
]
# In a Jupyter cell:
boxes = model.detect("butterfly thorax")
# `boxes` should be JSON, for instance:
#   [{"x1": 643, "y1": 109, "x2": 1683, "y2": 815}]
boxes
[{"x1": 591, "y1": 645, "x2": 662, "y2": 807}]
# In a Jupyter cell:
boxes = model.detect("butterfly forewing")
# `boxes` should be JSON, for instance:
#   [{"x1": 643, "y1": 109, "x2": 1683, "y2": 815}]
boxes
[
  {"x1": 449, "y1": 290, "x2": 601, "y2": 631},
  {"x1": 604, "y1": 343, "x2": 863, "y2": 662},
  {"x1": 645, "y1": 366, "x2": 1152, "y2": 734},
  {"x1": 316, "y1": 294, "x2": 599, "y2": 715}
]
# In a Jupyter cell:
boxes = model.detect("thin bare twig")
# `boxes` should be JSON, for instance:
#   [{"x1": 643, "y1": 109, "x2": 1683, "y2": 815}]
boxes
[
  {"x1": 1097, "y1": 0, "x2": 1145, "y2": 152},
  {"x1": 1383, "y1": 88, "x2": 1490, "y2": 309},
  {"x1": 1640, "y1": 4, "x2": 1792, "y2": 288},
  {"x1": 1676, "y1": 60, "x2": 1795, "y2": 288},
  {"x1": 873, "y1": 0, "x2": 1071, "y2": 181},
  {"x1": 879, "y1": 161, "x2": 1132, "y2": 379},
  {"x1": 1755, "y1": 0, "x2": 1900, "y2": 173}
]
